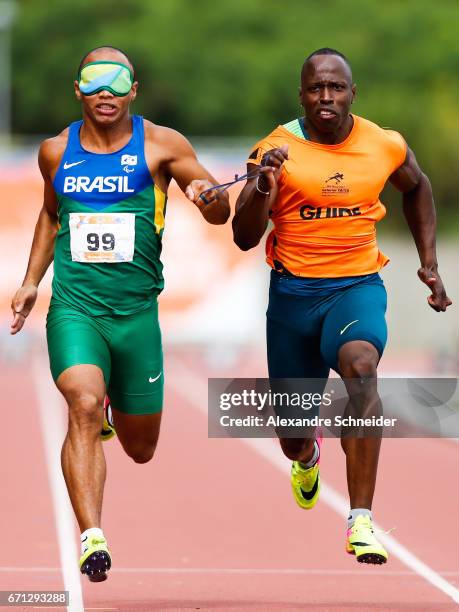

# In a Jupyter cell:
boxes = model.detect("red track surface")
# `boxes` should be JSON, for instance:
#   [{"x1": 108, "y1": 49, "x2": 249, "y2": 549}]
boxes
[{"x1": 1, "y1": 349, "x2": 459, "y2": 611}]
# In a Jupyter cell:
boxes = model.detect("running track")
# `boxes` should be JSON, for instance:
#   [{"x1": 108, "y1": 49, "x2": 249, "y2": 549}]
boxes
[{"x1": 1, "y1": 346, "x2": 459, "y2": 611}]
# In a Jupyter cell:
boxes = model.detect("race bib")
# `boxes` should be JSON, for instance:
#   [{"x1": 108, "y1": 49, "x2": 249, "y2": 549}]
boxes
[{"x1": 69, "y1": 212, "x2": 135, "y2": 263}]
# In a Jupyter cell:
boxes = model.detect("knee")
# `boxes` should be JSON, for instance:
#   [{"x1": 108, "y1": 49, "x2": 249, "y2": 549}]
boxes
[
  {"x1": 68, "y1": 392, "x2": 104, "y2": 430},
  {"x1": 339, "y1": 351, "x2": 378, "y2": 380},
  {"x1": 128, "y1": 443, "x2": 157, "y2": 464}
]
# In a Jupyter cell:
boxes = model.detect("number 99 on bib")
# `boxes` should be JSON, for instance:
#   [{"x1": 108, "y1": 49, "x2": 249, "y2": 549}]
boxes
[{"x1": 69, "y1": 212, "x2": 136, "y2": 263}]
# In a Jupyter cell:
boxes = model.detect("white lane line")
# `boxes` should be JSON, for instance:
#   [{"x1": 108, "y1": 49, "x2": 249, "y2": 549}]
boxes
[
  {"x1": 3, "y1": 566, "x2": 459, "y2": 577},
  {"x1": 74, "y1": 568, "x2": 459, "y2": 578},
  {"x1": 32, "y1": 355, "x2": 84, "y2": 612},
  {"x1": 169, "y1": 358, "x2": 459, "y2": 606},
  {"x1": 5, "y1": 567, "x2": 459, "y2": 576}
]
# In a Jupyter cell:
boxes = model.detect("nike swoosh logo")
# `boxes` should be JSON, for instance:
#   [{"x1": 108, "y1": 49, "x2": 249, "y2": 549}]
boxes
[
  {"x1": 300, "y1": 473, "x2": 319, "y2": 501},
  {"x1": 149, "y1": 372, "x2": 162, "y2": 383},
  {"x1": 340, "y1": 320, "x2": 359, "y2": 335},
  {"x1": 63, "y1": 160, "x2": 86, "y2": 169}
]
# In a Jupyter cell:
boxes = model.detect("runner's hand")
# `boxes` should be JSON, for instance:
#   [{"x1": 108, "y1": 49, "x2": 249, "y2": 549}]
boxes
[
  {"x1": 417, "y1": 267, "x2": 452, "y2": 312},
  {"x1": 186, "y1": 179, "x2": 220, "y2": 206},
  {"x1": 257, "y1": 144, "x2": 289, "y2": 192},
  {"x1": 10, "y1": 284, "x2": 38, "y2": 334}
]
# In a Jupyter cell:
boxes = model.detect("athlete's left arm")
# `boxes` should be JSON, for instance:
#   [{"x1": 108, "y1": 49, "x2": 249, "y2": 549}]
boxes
[
  {"x1": 148, "y1": 125, "x2": 230, "y2": 225},
  {"x1": 389, "y1": 147, "x2": 452, "y2": 312}
]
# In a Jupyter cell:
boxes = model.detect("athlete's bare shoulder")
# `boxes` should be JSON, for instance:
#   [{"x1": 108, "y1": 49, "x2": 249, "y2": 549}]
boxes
[
  {"x1": 143, "y1": 119, "x2": 195, "y2": 162},
  {"x1": 38, "y1": 128, "x2": 69, "y2": 179}
]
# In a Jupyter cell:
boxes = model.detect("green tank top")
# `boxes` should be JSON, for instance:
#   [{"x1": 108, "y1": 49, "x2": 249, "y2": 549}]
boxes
[{"x1": 51, "y1": 115, "x2": 166, "y2": 315}]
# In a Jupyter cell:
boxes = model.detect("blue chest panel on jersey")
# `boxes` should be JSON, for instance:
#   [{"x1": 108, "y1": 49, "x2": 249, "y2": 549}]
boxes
[{"x1": 53, "y1": 115, "x2": 153, "y2": 210}]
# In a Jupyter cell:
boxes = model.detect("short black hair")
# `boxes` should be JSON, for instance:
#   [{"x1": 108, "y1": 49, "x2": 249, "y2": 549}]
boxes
[
  {"x1": 302, "y1": 48, "x2": 352, "y2": 82},
  {"x1": 306, "y1": 47, "x2": 350, "y2": 66},
  {"x1": 77, "y1": 46, "x2": 135, "y2": 78}
]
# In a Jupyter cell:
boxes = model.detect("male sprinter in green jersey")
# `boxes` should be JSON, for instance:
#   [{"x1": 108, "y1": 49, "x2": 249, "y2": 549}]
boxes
[{"x1": 10, "y1": 46, "x2": 229, "y2": 582}]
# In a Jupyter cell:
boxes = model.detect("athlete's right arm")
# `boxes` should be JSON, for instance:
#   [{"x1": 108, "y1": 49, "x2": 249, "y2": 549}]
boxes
[
  {"x1": 232, "y1": 145, "x2": 288, "y2": 251},
  {"x1": 10, "y1": 138, "x2": 62, "y2": 335}
]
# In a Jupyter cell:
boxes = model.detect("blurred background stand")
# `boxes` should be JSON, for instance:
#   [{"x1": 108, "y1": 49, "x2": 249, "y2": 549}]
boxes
[{"x1": 0, "y1": 0, "x2": 16, "y2": 152}]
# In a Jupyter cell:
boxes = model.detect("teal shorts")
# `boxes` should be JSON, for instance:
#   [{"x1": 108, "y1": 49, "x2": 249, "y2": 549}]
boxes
[
  {"x1": 267, "y1": 272, "x2": 387, "y2": 377},
  {"x1": 46, "y1": 301, "x2": 163, "y2": 415}
]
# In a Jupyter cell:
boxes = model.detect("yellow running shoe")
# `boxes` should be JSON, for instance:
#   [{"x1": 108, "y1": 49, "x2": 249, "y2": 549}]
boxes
[
  {"x1": 100, "y1": 396, "x2": 116, "y2": 442},
  {"x1": 346, "y1": 514, "x2": 388, "y2": 564},
  {"x1": 290, "y1": 437, "x2": 321, "y2": 510},
  {"x1": 79, "y1": 534, "x2": 112, "y2": 582}
]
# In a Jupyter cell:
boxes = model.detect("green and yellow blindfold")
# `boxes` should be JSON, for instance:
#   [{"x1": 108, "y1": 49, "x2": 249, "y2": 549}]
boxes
[{"x1": 78, "y1": 61, "x2": 134, "y2": 96}]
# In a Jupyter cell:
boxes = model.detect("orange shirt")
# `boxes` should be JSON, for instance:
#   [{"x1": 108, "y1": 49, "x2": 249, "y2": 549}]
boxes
[{"x1": 247, "y1": 115, "x2": 407, "y2": 277}]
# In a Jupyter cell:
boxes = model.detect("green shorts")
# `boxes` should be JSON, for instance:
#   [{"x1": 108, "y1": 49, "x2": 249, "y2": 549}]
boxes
[{"x1": 46, "y1": 301, "x2": 163, "y2": 415}]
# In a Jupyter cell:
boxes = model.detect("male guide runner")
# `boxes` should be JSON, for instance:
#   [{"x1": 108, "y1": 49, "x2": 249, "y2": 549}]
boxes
[
  {"x1": 11, "y1": 46, "x2": 229, "y2": 581},
  {"x1": 233, "y1": 48, "x2": 451, "y2": 564}
]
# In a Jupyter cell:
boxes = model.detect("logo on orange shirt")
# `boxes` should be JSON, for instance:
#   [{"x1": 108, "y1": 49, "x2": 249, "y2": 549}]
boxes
[
  {"x1": 325, "y1": 172, "x2": 344, "y2": 184},
  {"x1": 322, "y1": 171, "x2": 350, "y2": 196}
]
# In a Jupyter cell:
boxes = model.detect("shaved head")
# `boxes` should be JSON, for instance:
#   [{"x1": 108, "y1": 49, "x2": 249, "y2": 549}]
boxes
[
  {"x1": 77, "y1": 46, "x2": 135, "y2": 78},
  {"x1": 301, "y1": 48, "x2": 352, "y2": 85}
]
